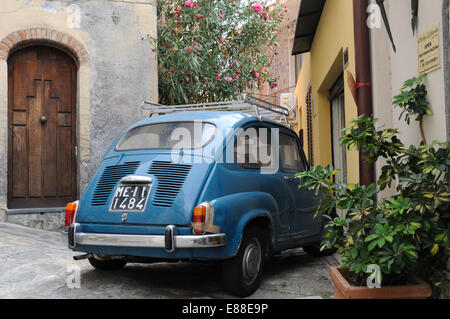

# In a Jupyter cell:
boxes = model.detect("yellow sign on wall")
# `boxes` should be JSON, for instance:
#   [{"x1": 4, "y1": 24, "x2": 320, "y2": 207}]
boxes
[{"x1": 418, "y1": 25, "x2": 441, "y2": 75}]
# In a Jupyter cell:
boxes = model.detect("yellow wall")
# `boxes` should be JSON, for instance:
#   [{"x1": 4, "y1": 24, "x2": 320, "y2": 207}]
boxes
[
  {"x1": 295, "y1": 0, "x2": 359, "y2": 183},
  {"x1": 296, "y1": 53, "x2": 311, "y2": 155}
]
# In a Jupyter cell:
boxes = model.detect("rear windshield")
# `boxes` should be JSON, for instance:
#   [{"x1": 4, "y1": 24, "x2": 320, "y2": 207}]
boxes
[{"x1": 115, "y1": 121, "x2": 216, "y2": 151}]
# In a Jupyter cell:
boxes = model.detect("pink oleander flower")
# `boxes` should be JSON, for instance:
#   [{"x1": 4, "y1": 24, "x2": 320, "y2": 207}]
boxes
[
  {"x1": 248, "y1": 81, "x2": 252, "y2": 87},
  {"x1": 170, "y1": 68, "x2": 176, "y2": 73},
  {"x1": 219, "y1": 36, "x2": 225, "y2": 42},
  {"x1": 271, "y1": 81, "x2": 279, "y2": 89},
  {"x1": 285, "y1": 8, "x2": 288, "y2": 13},
  {"x1": 193, "y1": 43, "x2": 199, "y2": 48},
  {"x1": 216, "y1": 73, "x2": 221, "y2": 79},
  {"x1": 175, "y1": 6, "x2": 182, "y2": 12},
  {"x1": 220, "y1": 14, "x2": 225, "y2": 19},
  {"x1": 196, "y1": 14, "x2": 203, "y2": 19},
  {"x1": 233, "y1": 74, "x2": 239, "y2": 80},
  {"x1": 225, "y1": 77, "x2": 232, "y2": 83},
  {"x1": 253, "y1": 71, "x2": 259, "y2": 79},
  {"x1": 185, "y1": 0, "x2": 194, "y2": 8},
  {"x1": 253, "y1": 2, "x2": 264, "y2": 14}
]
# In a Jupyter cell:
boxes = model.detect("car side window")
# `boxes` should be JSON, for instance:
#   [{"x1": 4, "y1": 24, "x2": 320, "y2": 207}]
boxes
[
  {"x1": 235, "y1": 126, "x2": 272, "y2": 169},
  {"x1": 279, "y1": 132, "x2": 306, "y2": 173}
]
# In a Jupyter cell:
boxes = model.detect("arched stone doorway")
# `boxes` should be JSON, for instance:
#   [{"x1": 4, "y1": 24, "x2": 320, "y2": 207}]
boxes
[{"x1": 8, "y1": 45, "x2": 77, "y2": 208}]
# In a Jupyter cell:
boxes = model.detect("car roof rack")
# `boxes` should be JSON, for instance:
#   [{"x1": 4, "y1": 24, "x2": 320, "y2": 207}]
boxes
[{"x1": 141, "y1": 94, "x2": 291, "y2": 127}]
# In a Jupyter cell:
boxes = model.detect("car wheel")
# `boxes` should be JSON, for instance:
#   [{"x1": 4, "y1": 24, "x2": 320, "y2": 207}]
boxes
[
  {"x1": 303, "y1": 221, "x2": 337, "y2": 258},
  {"x1": 88, "y1": 256, "x2": 127, "y2": 271},
  {"x1": 222, "y1": 226, "x2": 266, "y2": 297},
  {"x1": 302, "y1": 241, "x2": 337, "y2": 257}
]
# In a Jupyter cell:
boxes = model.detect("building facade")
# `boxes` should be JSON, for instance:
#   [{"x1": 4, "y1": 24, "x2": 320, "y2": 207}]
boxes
[
  {"x1": 370, "y1": 0, "x2": 450, "y2": 196},
  {"x1": 259, "y1": 0, "x2": 301, "y2": 100},
  {"x1": 293, "y1": 0, "x2": 449, "y2": 190},
  {"x1": 0, "y1": 0, "x2": 158, "y2": 229},
  {"x1": 293, "y1": 0, "x2": 360, "y2": 185}
]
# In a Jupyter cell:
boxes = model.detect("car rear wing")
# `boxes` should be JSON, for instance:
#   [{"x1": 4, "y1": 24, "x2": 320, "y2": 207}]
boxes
[{"x1": 141, "y1": 94, "x2": 291, "y2": 127}]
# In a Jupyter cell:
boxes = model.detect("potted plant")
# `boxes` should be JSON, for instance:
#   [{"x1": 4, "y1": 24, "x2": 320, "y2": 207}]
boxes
[{"x1": 297, "y1": 75, "x2": 449, "y2": 299}]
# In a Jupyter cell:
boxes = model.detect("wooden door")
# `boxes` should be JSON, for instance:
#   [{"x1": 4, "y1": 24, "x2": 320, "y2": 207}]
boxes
[{"x1": 8, "y1": 46, "x2": 77, "y2": 208}]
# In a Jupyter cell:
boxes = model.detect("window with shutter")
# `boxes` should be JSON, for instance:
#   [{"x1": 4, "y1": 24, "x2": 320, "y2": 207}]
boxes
[{"x1": 305, "y1": 87, "x2": 314, "y2": 166}]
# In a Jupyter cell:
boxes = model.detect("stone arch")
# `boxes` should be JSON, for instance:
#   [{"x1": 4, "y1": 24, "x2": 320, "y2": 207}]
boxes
[
  {"x1": 0, "y1": 28, "x2": 88, "y2": 65},
  {"x1": 0, "y1": 28, "x2": 92, "y2": 209}
]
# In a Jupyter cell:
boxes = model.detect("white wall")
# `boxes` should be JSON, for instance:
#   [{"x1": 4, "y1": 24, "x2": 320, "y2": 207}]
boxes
[
  {"x1": 370, "y1": 0, "x2": 448, "y2": 197},
  {"x1": 371, "y1": 0, "x2": 447, "y2": 145}
]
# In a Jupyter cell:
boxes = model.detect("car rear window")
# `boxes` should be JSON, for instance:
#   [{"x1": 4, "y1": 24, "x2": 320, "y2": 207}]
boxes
[
  {"x1": 235, "y1": 127, "x2": 273, "y2": 169},
  {"x1": 115, "y1": 121, "x2": 216, "y2": 151}
]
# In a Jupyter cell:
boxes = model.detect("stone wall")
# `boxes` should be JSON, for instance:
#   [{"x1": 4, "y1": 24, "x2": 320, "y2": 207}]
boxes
[
  {"x1": 0, "y1": 0, "x2": 158, "y2": 229},
  {"x1": 265, "y1": 0, "x2": 300, "y2": 96},
  {"x1": 259, "y1": 0, "x2": 301, "y2": 132}
]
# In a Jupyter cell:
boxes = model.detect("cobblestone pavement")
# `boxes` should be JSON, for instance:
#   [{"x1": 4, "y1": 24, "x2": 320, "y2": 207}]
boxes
[{"x1": 0, "y1": 222, "x2": 337, "y2": 299}]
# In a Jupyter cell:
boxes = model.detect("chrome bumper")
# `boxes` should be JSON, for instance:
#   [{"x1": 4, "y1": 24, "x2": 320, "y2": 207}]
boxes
[{"x1": 68, "y1": 223, "x2": 226, "y2": 252}]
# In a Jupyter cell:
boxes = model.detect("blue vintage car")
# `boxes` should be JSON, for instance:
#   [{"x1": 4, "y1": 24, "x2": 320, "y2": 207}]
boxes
[{"x1": 66, "y1": 98, "x2": 335, "y2": 297}]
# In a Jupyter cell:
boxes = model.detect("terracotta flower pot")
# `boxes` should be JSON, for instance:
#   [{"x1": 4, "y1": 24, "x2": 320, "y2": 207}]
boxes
[{"x1": 329, "y1": 266, "x2": 432, "y2": 299}]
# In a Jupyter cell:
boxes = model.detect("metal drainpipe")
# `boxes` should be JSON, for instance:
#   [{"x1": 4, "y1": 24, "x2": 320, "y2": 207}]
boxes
[
  {"x1": 443, "y1": 0, "x2": 450, "y2": 194},
  {"x1": 353, "y1": 0, "x2": 376, "y2": 187},
  {"x1": 443, "y1": 0, "x2": 450, "y2": 143}
]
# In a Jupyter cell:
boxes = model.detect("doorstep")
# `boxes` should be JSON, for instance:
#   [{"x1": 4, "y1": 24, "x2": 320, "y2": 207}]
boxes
[
  {"x1": 7, "y1": 207, "x2": 65, "y2": 214},
  {"x1": 5, "y1": 207, "x2": 66, "y2": 232}
]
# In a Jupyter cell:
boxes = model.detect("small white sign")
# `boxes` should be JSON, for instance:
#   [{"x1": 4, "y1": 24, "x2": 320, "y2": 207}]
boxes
[{"x1": 418, "y1": 25, "x2": 441, "y2": 75}]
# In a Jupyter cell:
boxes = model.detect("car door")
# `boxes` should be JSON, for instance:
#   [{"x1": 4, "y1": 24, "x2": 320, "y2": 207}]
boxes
[
  {"x1": 278, "y1": 130, "x2": 319, "y2": 241},
  {"x1": 232, "y1": 123, "x2": 292, "y2": 247}
]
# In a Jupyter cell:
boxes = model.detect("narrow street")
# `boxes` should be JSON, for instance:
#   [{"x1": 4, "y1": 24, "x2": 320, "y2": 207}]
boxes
[{"x1": 0, "y1": 222, "x2": 336, "y2": 299}]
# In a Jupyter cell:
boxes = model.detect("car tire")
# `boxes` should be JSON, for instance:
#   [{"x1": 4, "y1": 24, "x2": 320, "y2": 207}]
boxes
[
  {"x1": 303, "y1": 215, "x2": 337, "y2": 257},
  {"x1": 88, "y1": 256, "x2": 127, "y2": 271},
  {"x1": 222, "y1": 226, "x2": 267, "y2": 297},
  {"x1": 302, "y1": 242, "x2": 337, "y2": 257}
]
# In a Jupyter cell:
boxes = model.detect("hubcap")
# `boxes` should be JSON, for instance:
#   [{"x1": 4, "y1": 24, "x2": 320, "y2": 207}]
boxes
[{"x1": 242, "y1": 238, "x2": 261, "y2": 285}]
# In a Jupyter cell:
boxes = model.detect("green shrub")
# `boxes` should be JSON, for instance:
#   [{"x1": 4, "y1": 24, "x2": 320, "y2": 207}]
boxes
[
  {"x1": 297, "y1": 75, "x2": 450, "y2": 298},
  {"x1": 152, "y1": 0, "x2": 285, "y2": 104}
]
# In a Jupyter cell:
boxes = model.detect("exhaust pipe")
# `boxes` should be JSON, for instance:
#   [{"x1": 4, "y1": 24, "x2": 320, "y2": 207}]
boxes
[{"x1": 73, "y1": 253, "x2": 92, "y2": 261}]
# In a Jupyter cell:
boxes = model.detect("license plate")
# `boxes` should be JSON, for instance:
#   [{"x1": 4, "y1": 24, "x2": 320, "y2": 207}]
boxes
[{"x1": 109, "y1": 184, "x2": 151, "y2": 212}]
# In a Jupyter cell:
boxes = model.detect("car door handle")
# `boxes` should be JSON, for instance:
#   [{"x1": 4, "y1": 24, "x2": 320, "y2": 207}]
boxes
[{"x1": 284, "y1": 175, "x2": 293, "y2": 181}]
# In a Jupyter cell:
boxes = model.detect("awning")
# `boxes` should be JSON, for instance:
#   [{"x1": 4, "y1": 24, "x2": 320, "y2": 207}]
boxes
[{"x1": 292, "y1": 0, "x2": 326, "y2": 55}]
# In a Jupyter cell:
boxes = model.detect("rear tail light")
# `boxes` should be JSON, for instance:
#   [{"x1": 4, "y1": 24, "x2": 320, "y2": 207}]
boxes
[
  {"x1": 192, "y1": 202, "x2": 211, "y2": 234},
  {"x1": 65, "y1": 201, "x2": 79, "y2": 227},
  {"x1": 192, "y1": 205, "x2": 206, "y2": 234}
]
